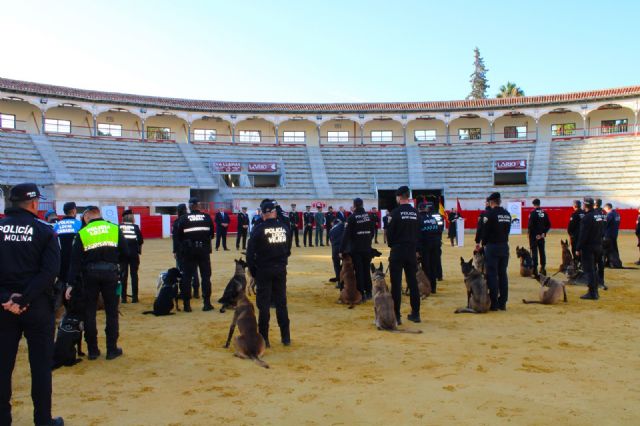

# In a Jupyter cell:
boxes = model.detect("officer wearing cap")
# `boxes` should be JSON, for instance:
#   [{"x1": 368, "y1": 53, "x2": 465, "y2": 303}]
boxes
[
  {"x1": 527, "y1": 199, "x2": 551, "y2": 277},
  {"x1": 173, "y1": 203, "x2": 199, "y2": 298},
  {"x1": 480, "y1": 192, "x2": 511, "y2": 311},
  {"x1": 567, "y1": 200, "x2": 584, "y2": 262},
  {"x1": 288, "y1": 204, "x2": 300, "y2": 248},
  {"x1": 340, "y1": 198, "x2": 374, "y2": 299},
  {"x1": 315, "y1": 206, "x2": 326, "y2": 247},
  {"x1": 386, "y1": 186, "x2": 421, "y2": 323},
  {"x1": 576, "y1": 198, "x2": 604, "y2": 300},
  {"x1": 303, "y1": 205, "x2": 315, "y2": 247},
  {"x1": 66, "y1": 206, "x2": 128, "y2": 361},
  {"x1": 119, "y1": 210, "x2": 143, "y2": 303},
  {"x1": 593, "y1": 199, "x2": 606, "y2": 288},
  {"x1": 236, "y1": 207, "x2": 250, "y2": 251},
  {"x1": 54, "y1": 202, "x2": 82, "y2": 288},
  {"x1": 0, "y1": 183, "x2": 64, "y2": 426},
  {"x1": 44, "y1": 209, "x2": 58, "y2": 225},
  {"x1": 174, "y1": 197, "x2": 215, "y2": 312},
  {"x1": 324, "y1": 206, "x2": 336, "y2": 246},
  {"x1": 418, "y1": 200, "x2": 444, "y2": 293},
  {"x1": 246, "y1": 200, "x2": 292, "y2": 347},
  {"x1": 430, "y1": 196, "x2": 445, "y2": 280},
  {"x1": 369, "y1": 207, "x2": 381, "y2": 244}
]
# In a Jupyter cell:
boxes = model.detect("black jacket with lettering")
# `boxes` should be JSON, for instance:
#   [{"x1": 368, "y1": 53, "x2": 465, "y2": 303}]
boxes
[
  {"x1": 119, "y1": 222, "x2": 143, "y2": 256},
  {"x1": 527, "y1": 208, "x2": 551, "y2": 239},
  {"x1": 246, "y1": 218, "x2": 291, "y2": 272},
  {"x1": 303, "y1": 211, "x2": 315, "y2": 227},
  {"x1": 577, "y1": 209, "x2": 605, "y2": 250},
  {"x1": 386, "y1": 203, "x2": 419, "y2": 247},
  {"x1": 0, "y1": 208, "x2": 61, "y2": 307},
  {"x1": 475, "y1": 207, "x2": 491, "y2": 244},
  {"x1": 567, "y1": 209, "x2": 585, "y2": 239},
  {"x1": 340, "y1": 207, "x2": 373, "y2": 254},
  {"x1": 481, "y1": 206, "x2": 512, "y2": 245},
  {"x1": 174, "y1": 210, "x2": 215, "y2": 253},
  {"x1": 418, "y1": 211, "x2": 444, "y2": 245}
]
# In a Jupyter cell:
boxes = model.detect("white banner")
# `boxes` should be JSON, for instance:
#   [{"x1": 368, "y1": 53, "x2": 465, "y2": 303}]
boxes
[
  {"x1": 507, "y1": 202, "x2": 522, "y2": 235},
  {"x1": 102, "y1": 205, "x2": 119, "y2": 224},
  {"x1": 162, "y1": 215, "x2": 172, "y2": 239},
  {"x1": 456, "y1": 218, "x2": 465, "y2": 247}
]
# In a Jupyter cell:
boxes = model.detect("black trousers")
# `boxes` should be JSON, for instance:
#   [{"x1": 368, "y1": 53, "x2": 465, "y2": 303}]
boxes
[
  {"x1": 182, "y1": 251, "x2": 211, "y2": 301},
  {"x1": 569, "y1": 235, "x2": 580, "y2": 263},
  {"x1": 236, "y1": 227, "x2": 248, "y2": 250},
  {"x1": 291, "y1": 225, "x2": 299, "y2": 247},
  {"x1": 373, "y1": 228, "x2": 379, "y2": 243},
  {"x1": 216, "y1": 229, "x2": 228, "y2": 250},
  {"x1": 331, "y1": 249, "x2": 342, "y2": 283},
  {"x1": 255, "y1": 267, "x2": 290, "y2": 343},
  {"x1": 582, "y1": 245, "x2": 602, "y2": 294},
  {"x1": 420, "y1": 241, "x2": 440, "y2": 292},
  {"x1": 389, "y1": 245, "x2": 420, "y2": 318},
  {"x1": 351, "y1": 250, "x2": 373, "y2": 297},
  {"x1": 436, "y1": 243, "x2": 443, "y2": 280},
  {"x1": 83, "y1": 269, "x2": 120, "y2": 353},
  {"x1": 303, "y1": 225, "x2": 313, "y2": 247},
  {"x1": 0, "y1": 296, "x2": 54, "y2": 425},
  {"x1": 120, "y1": 254, "x2": 140, "y2": 301},
  {"x1": 176, "y1": 254, "x2": 200, "y2": 293},
  {"x1": 485, "y1": 243, "x2": 509, "y2": 309},
  {"x1": 529, "y1": 237, "x2": 546, "y2": 271}
]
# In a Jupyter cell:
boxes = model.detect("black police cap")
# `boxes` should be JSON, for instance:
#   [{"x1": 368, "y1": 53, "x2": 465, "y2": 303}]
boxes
[
  {"x1": 353, "y1": 198, "x2": 363, "y2": 207},
  {"x1": 532, "y1": 198, "x2": 541, "y2": 206},
  {"x1": 488, "y1": 192, "x2": 501, "y2": 202},
  {"x1": 85, "y1": 205, "x2": 100, "y2": 212},
  {"x1": 188, "y1": 197, "x2": 200, "y2": 205},
  {"x1": 260, "y1": 200, "x2": 276, "y2": 213},
  {"x1": 583, "y1": 197, "x2": 595, "y2": 206},
  {"x1": 242, "y1": 206, "x2": 248, "y2": 210},
  {"x1": 123, "y1": 209, "x2": 134, "y2": 216},
  {"x1": 9, "y1": 183, "x2": 45, "y2": 202},
  {"x1": 63, "y1": 201, "x2": 76, "y2": 213},
  {"x1": 396, "y1": 185, "x2": 410, "y2": 196}
]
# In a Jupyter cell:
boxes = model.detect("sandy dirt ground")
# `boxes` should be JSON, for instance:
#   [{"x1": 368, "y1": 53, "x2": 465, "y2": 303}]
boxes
[{"x1": 8, "y1": 232, "x2": 640, "y2": 425}]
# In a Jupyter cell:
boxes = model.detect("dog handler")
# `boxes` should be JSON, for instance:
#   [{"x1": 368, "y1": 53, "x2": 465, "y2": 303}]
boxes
[
  {"x1": 246, "y1": 200, "x2": 291, "y2": 347},
  {"x1": 340, "y1": 198, "x2": 374, "y2": 299},
  {"x1": 576, "y1": 198, "x2": 605, "y2": 300},
  {"x1": 386, "y1": 186, "x2": 421, "y2": 324},
  {"x1": 119, "y1": 210, "x2": 143, "y2": 303},
  {"x1": 418, "y1": 200, "x2": 444, "y2": 293},
  {"x1": 481, "y1": 192, "x2": 512, "y2": 311},
  {"x1": 527, "y1": 198, "x2": 551, "y2": 277},
  {"x1": 66, "y1": 206, "x2": 128, "y2": 361},
  {"x1": 0, "y1": 183, "x2": 64, "y2": 426}
]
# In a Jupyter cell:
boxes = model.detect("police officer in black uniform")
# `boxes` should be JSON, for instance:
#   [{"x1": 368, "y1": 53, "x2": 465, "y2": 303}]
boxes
[
  {"x1": 119, "y1": 210, "x2": 143, "y2": 303},
  {"x1": 567, "y1": 200, "x2": 584, "y2": 262},
  {"x1": 288, "y1": 204, "x2": 300, "y2": 248},
  {"x1": 236, "y1": 207, "x2": 250, "y2": 251},
  {"x1": 53, "y1": 202, "x2": 82, "y2": 293},
  {"x1": 340, "y1": 198, "x2": 374, "y2": 299},
  {"x1": 303, "y1": 205, "x2": 315, "y2": 247},
  {"x1": 174, "y1": 197, "x2": 215, "y2": 312},
  {"x1": 329, "y1": 218, "x2": 345, "y2": 286},
  {"x1": 527, "y1": 199, "x2": 551, "y2": 277},
  {"x1": 369, "y1": 207, "x2": 381, "y2": 244},
  {"x1": 418, "y1": 200, "x2": 444, "y2": 293},
  {"x1": 593, "y1": 198, "x2": 606, "y2": 288},
  {"x1": 481, "y1": 192, "x2": 511, "y2": 311},
  {"x1": 474, "y1": 198, "x2": 490, "y2": 251},
  {"x1": 386, "y1": 186, "x2": 421, "y2": 323},
  {"x1": 324, "y1": 206, "x2": 335, "y2": 246},
  {"x1": 246, "y1": 200, "x2": 291, "y2": 347},
  {"x1": 173, "y1": 203, "x2": 200, "y2": 297},
  {"x1": 66, "y1": 206, "x2": 128, "y2": 361},
  {"x1": 0, "y1": 183, "x2": 64, "y2": 426},
  {"x1": 576, "y1": 198, "x2": 604, "y2": 300}
]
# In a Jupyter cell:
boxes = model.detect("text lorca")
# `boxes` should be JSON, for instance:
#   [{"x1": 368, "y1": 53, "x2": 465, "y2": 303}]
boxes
[{"x1": 2, "y1": 225, "x2": 34, "y2": 242}]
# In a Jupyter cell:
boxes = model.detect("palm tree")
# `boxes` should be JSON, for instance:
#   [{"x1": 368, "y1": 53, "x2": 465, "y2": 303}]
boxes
[{"x1": 496, "y1": 82, "x2": 524, "y2": 98}]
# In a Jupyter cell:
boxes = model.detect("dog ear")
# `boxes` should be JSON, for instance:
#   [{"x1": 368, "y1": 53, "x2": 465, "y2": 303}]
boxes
[
  {"x1": 460, "y1": 256, "x2": 464, "y2": 264},
  {"x1": 370, "y1": 264, "x2": 376, "y2": 274},
  {"x1": 379, "y1": 262, "x2": 383, "y2": 271}
]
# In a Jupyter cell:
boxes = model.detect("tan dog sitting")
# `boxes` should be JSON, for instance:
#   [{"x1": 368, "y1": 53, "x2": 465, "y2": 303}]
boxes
[
  {"x1": 522, "y1": 274, "x2": 567, "y2": 305},
  {"x1": 455, "y1": 257, "x2": 491, "y2": 314},
  {"x1": 559, "y1": 240, "x2": 573, "y2": 273},
  {"x1": 339, "y1": 254, "x2": 362, "y2": 308},
  {"x1": 416, "y1": 253, "x2": 432, "y2": 299},
  {"x1": 371, "y1": 263, "x2": 422, "y2": 333},
  {"x1": 224, "y1": 280, "x2": 269, "y2": 368}
]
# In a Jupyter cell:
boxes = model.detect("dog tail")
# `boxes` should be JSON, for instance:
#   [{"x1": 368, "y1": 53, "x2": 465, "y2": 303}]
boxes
[
  {"x1": 251, "y1": 357, "x2": 270, "y2": 369},
  {"x1": 522, "y1": 299, "x2": 542, "y2": 304},
  {"x1": 454, "y1": 307, "x2": 479, "y2": 313},
  {"x1": 390, "y1": 329, "x2": 423, "y2": 334},
  {"x1": 142, "y1": 311, "x2": 154, "y2": 315}
]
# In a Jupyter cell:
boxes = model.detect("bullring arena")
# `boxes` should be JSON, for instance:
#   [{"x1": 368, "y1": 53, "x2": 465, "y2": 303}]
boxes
[{"x1": 2, "y1": 77, "x2": 640, "y2": 425}]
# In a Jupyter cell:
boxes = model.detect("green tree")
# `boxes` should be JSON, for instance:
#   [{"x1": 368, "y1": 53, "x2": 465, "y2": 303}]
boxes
[
  {"x1": 497, "y1": 82, "x2": 525, "y2": 98},
  {"x1": 467, "y1": 47, "x2": 489, "y2": 100}
]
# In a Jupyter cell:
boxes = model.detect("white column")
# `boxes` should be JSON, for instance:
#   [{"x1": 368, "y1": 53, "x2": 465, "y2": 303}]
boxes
[
  {"x1": 489, "y1": 121, "x2": 494, "y2": 142},
  {"x1": 141, "y1": 118, "x2": 145, "y2": 141},
  {"x1": 231, "y1": 124, "x2": 236, "y2": 144},
  {"x1": 275, "y1": 124, "x2": 279, "y2": 145},
  {"x1": 359, "y1": 123, "x2": 364, "y2": 145},
  {"x1": 446, "y1": 123, "x2": 450, "y2": 144},
  {"x1": 535, "y1": 118, "x2": 539, "y2": 142},
  {"x1": 582, "y1": 115, "x2": 587, "y2": 138},
  {"x1": 92, "y1": 114, "x2": 97, "y2": 137},
  {"x1": 187, "y1": 122, "x2": 191, "y2": 144}
]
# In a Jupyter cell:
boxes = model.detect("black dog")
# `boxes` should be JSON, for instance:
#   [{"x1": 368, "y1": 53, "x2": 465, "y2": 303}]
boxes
[
  {"x1": 52, "y1": 285, "x2": 85, "y2": 369},
  {"x1": 143, "y1": 268, "x2": 182, "y2": 316},
  {"x1": 218, "y1": 259, "x2": 248, "y2": 313}
]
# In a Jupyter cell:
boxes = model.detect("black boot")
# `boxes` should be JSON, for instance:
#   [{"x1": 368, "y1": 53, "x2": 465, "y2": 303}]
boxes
[
  {"x1": 193, "y1": 287, "x2": 200, "y2": 299},
  {"x1": 407, "y1": 312, "x2": 421, "y2": 323},
  {"x1": 183, "y1": 299, "x2": 192, "y2": 312},
  {"x1": 281, "y1": 327, "x2": 291, "y2": 346},
  {"x1": 202, "y1": 298, "x2": 214, "y2": 311}
]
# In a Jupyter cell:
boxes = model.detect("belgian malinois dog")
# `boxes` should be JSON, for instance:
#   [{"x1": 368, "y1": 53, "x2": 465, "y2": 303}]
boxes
[
  {"x1": 218, "y1": 259, "x2": 248, "y2": 313},
  {"x1": 339, "y1": 254, "x2": 362, "y2": 308},
  {"x1": 224, "y1": 279, "x2": 269, "y2": 369},
  {"x1": 473, "y1": 248, "x2": 486, "y2": 276},
  {"x1": 522, "y1": 274, "x2": 567, "y2": 305},
  {"x1": 559, "y1": 240, "x2": 573, "y2": 273},
  {"x1": 371, "y1": 263, "x2": 422, "y2": 334},
  {"x1": 455, "y1": 257, "x2": 491, "y2": 314},
  {"x1": 516, "y1": 246, "x2": 534, "y2": 277},
  {"x1": 415, "y1": 253, "x2": 431, "y2": 299}
]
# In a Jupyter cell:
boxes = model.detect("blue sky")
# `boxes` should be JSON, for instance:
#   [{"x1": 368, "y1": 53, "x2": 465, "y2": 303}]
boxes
[{"x1": 2, "y1": 0, "x2": 639, "y2": 102}]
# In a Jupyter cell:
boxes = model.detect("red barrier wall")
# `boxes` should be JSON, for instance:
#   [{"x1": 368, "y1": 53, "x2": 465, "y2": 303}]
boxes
[{"x1": 140, "y1": 215, "x2": 163, "y2": 239}]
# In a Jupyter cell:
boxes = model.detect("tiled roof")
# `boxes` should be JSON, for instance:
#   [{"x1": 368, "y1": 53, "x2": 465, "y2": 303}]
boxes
[{"x1": 1, "y1": 77, "x2": 639, "y2": 114}]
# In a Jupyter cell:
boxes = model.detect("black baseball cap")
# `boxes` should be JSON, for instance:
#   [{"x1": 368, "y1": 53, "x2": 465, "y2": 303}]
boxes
[
  {"x1": 396, "y1": 185, "x2": 410, "y2": 197},
  {"x1": 63, "y1": 201, "x2": 76, "y2": 213},
  {"x1": 84, "y1": 205, "x2": 100, "y2": 213},
  {"x1": 353, "y1": 198, "x2": 363, "y2": 207},
  {"x1": 260, "y1": 200, "x2": 276, "y2": 213},
  {"x1": 242, "y1": 207, "x2": 248, "y2": 210},
  {"x1": 188, "y1": 197, "x2": 200, "y2": 204},
  {"x1": 9, "y1": 183, "x2": 45, "y2": 202},
  {"x1": 583, "y1": 197, "x2": 595, "y2": 206},
  {"x1": 488, "y1": 192, "x2": 501, "y2": 202}
]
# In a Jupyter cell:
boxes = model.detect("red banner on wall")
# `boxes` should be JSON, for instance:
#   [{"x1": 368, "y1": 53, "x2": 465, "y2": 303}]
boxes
[
  {"x1": 248, "y1": 162, "x2": 278, "y2": 172},
  {"x1": 495, "y1": 159, "x2": 527, "y2": 170}
]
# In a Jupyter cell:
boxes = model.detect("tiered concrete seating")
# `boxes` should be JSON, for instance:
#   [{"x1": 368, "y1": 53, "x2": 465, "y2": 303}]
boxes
[
  {"x1": 419, "y1": 141, "x2": 537, "y2": 198},
  {"x1": 547, "y1": 137, "x2": 640, "y2": 196},
  {"x1": 0, "y1": 132, "x2": 51, "y2": 184},
  {"x1": 47, "y1": 136, "x2": 197, "y2": 187},
  {"x1": 193, "y1": 144, "x2": 316, "y2": 197},
  {"x1": 320, "y1": 146, "x2": 409, "y2": 197}
]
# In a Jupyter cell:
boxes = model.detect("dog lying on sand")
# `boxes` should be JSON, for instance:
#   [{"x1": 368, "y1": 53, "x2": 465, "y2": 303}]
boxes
[{"x1": 522, "y1": 274, "x2": 567, "y2": 305}]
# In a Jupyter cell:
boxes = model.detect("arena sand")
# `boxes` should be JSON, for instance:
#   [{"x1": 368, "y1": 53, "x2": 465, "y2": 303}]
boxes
[{"x1": 9, "y1": 233, "x2": 640, "y2": 425}]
